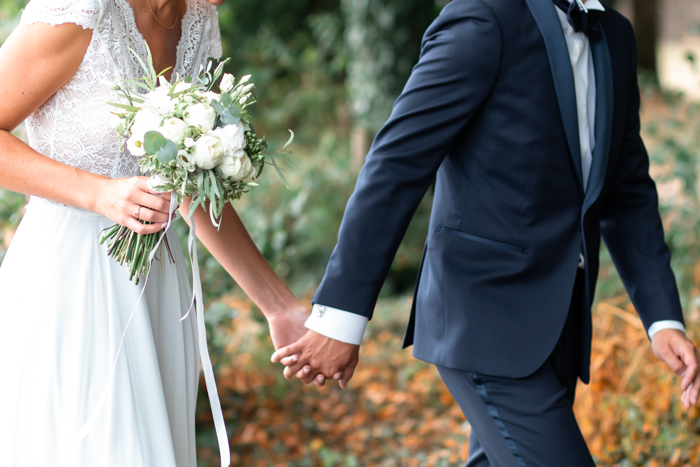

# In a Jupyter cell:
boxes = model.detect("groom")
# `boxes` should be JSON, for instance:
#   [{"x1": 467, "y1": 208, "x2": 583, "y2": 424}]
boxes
[{"x1": 274, "y1": 0, "x2": 700, "y2": 463}]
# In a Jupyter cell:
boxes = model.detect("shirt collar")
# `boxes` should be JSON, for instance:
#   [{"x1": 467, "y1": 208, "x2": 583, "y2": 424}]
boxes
[{"x1": 569, "y1": 0, "x2": 606, "y2": 12}]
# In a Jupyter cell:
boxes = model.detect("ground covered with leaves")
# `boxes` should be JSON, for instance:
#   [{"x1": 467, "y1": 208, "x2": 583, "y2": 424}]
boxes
[{"x1": 194, "y1": 291, "x2": 700, "y2": 467}]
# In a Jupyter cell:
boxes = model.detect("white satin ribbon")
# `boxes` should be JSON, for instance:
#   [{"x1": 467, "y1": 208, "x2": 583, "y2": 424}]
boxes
[
  {"x1": 187, "y1": 216, "x2": 231, "y2": 467},
  {"x1": 77, "y1": 193, "x2": 231, "y2": 467}
]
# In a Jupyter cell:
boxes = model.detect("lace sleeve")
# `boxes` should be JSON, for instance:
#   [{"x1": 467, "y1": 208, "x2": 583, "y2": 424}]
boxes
[
  {"x1": 20, "y1": 0, "x2": 105, "y2": 30},
  {"x1": 208, "y1": 6, "x2": 223, "y2": 60}
]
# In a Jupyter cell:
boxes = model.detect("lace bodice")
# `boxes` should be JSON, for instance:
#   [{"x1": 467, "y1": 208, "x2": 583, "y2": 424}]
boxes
[{"x1": 20, "y1": 0, "x2": 222, "y2": 180}]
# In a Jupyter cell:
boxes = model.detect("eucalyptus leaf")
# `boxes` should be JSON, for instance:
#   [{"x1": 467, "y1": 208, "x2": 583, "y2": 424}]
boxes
[
  {"x1": 143, "y1": 131, "x2": 168, "y2": 155},
  {"x1": 221, "y1": 92, "x2": 233, "y2": 108},
  {"x1": 219, "y1": 111, "x2": 240, "y2": 125},
  {"x1": 210, "y1": 100, "x2": 226, "y2": 115},
  {"x1": 156, "y1": 140, "x2": 178, "y2": 165}
]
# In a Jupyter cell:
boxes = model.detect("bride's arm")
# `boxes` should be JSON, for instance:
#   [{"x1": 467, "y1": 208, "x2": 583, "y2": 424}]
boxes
[
  {"x1": 179, "y1": 200, "x2": 310, "y2": 351},
  {"x1": 0, "y1": 22, "x2": 171, "y2": 234}
]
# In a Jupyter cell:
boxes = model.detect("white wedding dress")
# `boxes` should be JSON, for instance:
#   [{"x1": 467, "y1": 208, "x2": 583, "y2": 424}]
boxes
[{"x1": 0, "y1": 0, "x2": 222, "y2": 465}]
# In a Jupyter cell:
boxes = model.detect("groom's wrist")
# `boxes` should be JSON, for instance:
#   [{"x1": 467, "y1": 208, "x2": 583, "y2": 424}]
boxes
[
  {"x1": 305, "y1": 304, "x2": 367, "y2": 345},
  {"x1": 648, "y1": 320, "x2": 686, "y2": 340}
]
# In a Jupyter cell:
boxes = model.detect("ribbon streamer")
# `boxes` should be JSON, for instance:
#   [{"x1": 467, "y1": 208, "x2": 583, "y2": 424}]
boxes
[{"x1": 77, "y1": 193, "x2": 231, "y2": 467}]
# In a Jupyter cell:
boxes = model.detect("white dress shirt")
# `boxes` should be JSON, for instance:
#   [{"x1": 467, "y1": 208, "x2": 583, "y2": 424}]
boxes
[{"x1": 306, "y1": 0, "x2": 685, "y2": 344}]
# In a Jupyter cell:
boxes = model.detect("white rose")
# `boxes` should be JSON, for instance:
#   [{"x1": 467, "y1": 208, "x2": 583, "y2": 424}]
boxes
[
  {"x1": 131, "y1": 106, "x2": 163, "y2": 136},
  {"x1": 192, "y1": 135, "x2": 225, "y2": 169},
  {"x1": 209, "y1": 123, "x2": 246, "y2": 157},
  {"x1": 204, "y1": 91, "x2": 221, "y2": 103},
  {"x1": 182, "y1": 94, "x2": 198, "y2": 106},
  {"x1": 184, "y1": 103, "x2": 217, "y2": 131},
  {"x1": 173, "y1": 80, "x2": 192, "y2": 94},
  {"x1": 220, "y1": 73, "x2": 235, "y2": 93},
  {"x1": 143, "y1": 86, "x2": 174, "y2": 115},
  {"x1": 159, "y1": 118, "x2": 191, "y2": 145},
  {"x1": 218, "y1": 151, "x2": 256, "y2": 181}
]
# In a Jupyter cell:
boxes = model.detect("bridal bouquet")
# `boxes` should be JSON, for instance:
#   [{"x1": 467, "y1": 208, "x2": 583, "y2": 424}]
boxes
[{"x1": 100, "y1": 49, "x2": 292, "y2": 283}]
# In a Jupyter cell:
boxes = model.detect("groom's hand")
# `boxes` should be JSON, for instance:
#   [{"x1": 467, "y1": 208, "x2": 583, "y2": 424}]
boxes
[
  {"x1": 271, "y1": 331, "x2": 360, "y2": 389},
  {"x1": 651, "y1": 329, "x2": 700, "y2": 409}
]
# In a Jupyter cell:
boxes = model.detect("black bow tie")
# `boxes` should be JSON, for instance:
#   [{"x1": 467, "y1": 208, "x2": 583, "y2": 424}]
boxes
[{"x1": 552, "y1": 0, "x2": 602, "y2": 42}]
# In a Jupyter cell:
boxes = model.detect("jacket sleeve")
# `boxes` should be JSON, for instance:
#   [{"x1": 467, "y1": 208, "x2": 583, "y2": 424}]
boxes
[
  {"x1": 600, "y1": 25, "x2": 684, "y2": 331},
  {"x1": 313, "y1": 0, "x2": 503, "y2": 319}
]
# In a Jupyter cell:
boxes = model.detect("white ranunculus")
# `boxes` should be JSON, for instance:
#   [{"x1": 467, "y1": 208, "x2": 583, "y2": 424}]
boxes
[
  {"x1": 192, "y1": 135, "x2": 225, "y2": 169},
  {"x1": 218, "y1": 151, "x2": 256, "y2": 181},
  {"x1": 184, "y1": 103, "x2": 217, "y2": 131},
  {"x1": 220, "y1": 73, "x2": 235, "y2": 93},
  {"x1": 159, "y1": 118, "x2": 191, "y2": 145},
  {"x1": 209, "y1": 123, "x2": 246, "y2": 157}
]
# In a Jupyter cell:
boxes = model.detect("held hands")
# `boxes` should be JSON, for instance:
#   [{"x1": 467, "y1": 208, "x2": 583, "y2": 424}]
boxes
[
  {"x1": 272, "y1": 331, "x2": 360, "y2": 389},
  {"x1": 651, "y1": 329, "x2": 700, "y2": 409},
  {"x1": 94, "y1": 176, "x2": 175, "y2": 234},
  {"x1": 267, "y1": 305, "x2": 311, "y2": 351}
]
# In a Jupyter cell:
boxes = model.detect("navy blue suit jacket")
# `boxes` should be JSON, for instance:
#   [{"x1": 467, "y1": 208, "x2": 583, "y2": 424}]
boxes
[{"x1": 313, "y1": 0, "x2": 684, "y2": 382}]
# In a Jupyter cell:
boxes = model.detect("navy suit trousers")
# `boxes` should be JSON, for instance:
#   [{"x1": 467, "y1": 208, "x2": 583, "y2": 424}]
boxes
[{"x1": 437, "y1": 271, "x2": 596, "y2": 467}]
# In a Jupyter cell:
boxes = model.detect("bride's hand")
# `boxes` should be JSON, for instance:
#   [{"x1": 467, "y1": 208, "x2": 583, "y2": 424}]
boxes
[
  {"x1": 267, "y1": 307, "x2": 332, "y2": 388},
  {"x1": 267, "y1": 305, "x2": 310, "y2": 351},
  {"x1": 94, "y1": 176, "x2": 174, "y2": 234}
]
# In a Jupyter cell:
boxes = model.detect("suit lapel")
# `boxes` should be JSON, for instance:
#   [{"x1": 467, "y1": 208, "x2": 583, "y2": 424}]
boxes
[
  {"x1": 583, "y1": 29, "x2": 614, "y2": 211},
  {"x1": 524, "y1": 0, "x2": 584, "y2": 196}
]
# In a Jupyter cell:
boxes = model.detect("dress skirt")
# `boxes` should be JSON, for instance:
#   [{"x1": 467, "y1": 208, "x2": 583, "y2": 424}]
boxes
[{"x1": 0, "y1": 197, "x2": 199, "y2": 467}]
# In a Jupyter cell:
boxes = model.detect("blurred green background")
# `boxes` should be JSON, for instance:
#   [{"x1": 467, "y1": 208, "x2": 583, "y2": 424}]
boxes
[{"x1": 2, "y1": 0, "x2": 700, "y2": 465}]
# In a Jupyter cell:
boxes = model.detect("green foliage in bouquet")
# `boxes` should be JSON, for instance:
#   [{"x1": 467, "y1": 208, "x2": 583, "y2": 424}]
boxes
[{"x1": 100, "y1": 45, "x2": 292, "y2": 283}]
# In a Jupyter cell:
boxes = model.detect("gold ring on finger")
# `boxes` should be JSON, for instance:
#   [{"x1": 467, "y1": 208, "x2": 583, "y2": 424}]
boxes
[{"x1": 135, "y1": 206, "x2": 142, "y2": 220}]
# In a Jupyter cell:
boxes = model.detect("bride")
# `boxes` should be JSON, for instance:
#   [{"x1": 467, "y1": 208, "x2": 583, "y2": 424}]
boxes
[{"x1": 0, "y1": 0, "x2": 314, "y2": 465}]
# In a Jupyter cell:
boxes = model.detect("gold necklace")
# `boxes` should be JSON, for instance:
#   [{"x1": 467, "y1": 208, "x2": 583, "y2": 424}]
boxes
[{"x1": 144, "y1": 0, "x2": 179, "y2": 30}]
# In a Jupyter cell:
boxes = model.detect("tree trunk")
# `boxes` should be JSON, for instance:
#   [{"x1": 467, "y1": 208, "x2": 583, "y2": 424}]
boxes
[
  {"x1": 632, "y1": 0, "x2": 659, "y2": 74},
  {"x1": 351, "y1": 127, "x2": 370, "y2": 171}
]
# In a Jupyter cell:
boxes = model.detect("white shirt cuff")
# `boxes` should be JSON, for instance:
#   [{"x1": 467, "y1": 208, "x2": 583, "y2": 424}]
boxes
[
  {"x1": 648, "y1": 320, "x2": 686, "y2": 339},
  {"x1": 304, "y1": 304, "x2": 368, "y2": 345}
]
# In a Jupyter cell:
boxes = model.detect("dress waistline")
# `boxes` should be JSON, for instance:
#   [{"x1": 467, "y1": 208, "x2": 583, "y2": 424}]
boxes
[{"x1": 27, "y1": 196, "x2": 103, "y2": 218}]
